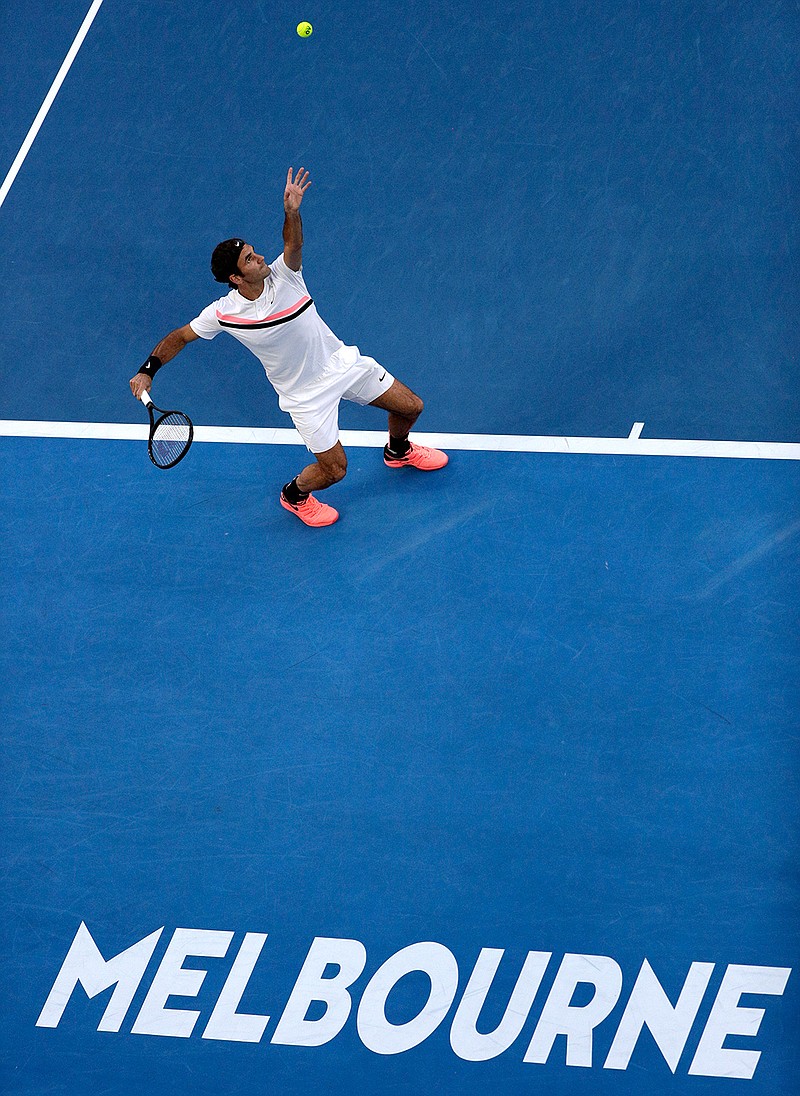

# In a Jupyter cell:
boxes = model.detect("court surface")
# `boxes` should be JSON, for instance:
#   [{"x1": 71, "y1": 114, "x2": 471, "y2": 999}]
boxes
[{"x1": 1, "y1": 2, "x2": 798, "y2": 1093}]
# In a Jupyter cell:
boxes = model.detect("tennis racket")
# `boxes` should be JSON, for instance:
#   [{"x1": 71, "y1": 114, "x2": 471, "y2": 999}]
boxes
[{"x1": 140, "y1": 390, "x2": 194, "y2": 469}]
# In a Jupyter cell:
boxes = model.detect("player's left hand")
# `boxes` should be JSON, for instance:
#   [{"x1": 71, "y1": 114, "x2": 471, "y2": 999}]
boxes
[{"x1": 284, "y1": 167, "x2": 311, "y2": 212}]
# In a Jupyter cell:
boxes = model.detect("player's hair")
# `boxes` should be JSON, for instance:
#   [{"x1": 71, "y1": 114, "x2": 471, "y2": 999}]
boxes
[{"x1": 211, "y1": 238, "x2": 246, "y2": 286}]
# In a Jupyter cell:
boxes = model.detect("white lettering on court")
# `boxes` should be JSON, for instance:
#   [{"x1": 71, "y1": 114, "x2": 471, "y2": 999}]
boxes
[
  {"x1": 604, "y1": 959, "x2": 715, "y2": 1072},
  {"x1": 357, "y1": 942, "x2": 460, "y2": 1054},
  {"x1": 131, "y1": 929, "x2": 233, "y2": 1038},
  {"x1": 202, "y1": 933, "x2": 270, "y2": 1042},
  {"x1": 36, "y1": 922, "x2": 163, "y2": 1032},
  {"x1": 524, "y1": 953, "x2": 623, "y2": 1067},
  {"x1": 36, "y1": 922, "x2": 792, "y2": 1079},
  {"x1": 689, "y1": 965, "x2": 792, "y2": 1080},
  {"x1": 450, "y1": 949, "x2": 551, "y2": 1061},
  {"x1": 270, "y1": 937, "x2": 367, "y2": 1047}
]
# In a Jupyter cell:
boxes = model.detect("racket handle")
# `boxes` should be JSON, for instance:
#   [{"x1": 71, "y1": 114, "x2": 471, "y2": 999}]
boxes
[{"x1": 140, "y1": 390, "x2": 153, "y2": 407}]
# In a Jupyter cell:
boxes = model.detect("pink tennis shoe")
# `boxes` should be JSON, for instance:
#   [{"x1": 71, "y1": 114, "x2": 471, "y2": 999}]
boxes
[
  {"x1": 280, "y1": 491, "x2": 339, "y2": 527},
  {"x1": 280, "y1": 441, "x2": 448, "y2": 528},
  {"x1": 383, "y1": 442, "x2": 449, "y2": 470}
]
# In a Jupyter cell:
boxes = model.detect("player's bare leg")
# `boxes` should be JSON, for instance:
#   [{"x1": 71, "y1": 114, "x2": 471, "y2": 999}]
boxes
[
  {"x1": 370, "y1": 379, "x2": 422, "y2": 437},
  {"x1": 296, "y1": 442, "x2": 348, "y2": 493},
  {"x1": 372, "y1": 381, "x2": 448, "y2": 471},
  {"x1": 280, "y1": 443, "x2": 346, "y2": 527}
]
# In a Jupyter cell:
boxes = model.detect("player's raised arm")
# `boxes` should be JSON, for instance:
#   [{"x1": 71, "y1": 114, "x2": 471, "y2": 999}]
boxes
[
  {"x1": 283, "y1": 167, "x2": 311, "y2": 271},
  {"x1": 129, "y1": 323, "x2": 199, "y2": 399}
]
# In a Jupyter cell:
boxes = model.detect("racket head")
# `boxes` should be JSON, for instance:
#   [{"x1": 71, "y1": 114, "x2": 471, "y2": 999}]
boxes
[{"x1": 148, "y1": 409, "x2": 194, "y2": 469}]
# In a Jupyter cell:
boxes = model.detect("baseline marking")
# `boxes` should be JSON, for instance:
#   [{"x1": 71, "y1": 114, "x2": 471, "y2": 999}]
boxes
[
  {"x1": 1, "y1": 420, "x2": 799, "y2": 461},
  {"x1": 0, "y1": 0, "x2": 106, "y2": 210}
]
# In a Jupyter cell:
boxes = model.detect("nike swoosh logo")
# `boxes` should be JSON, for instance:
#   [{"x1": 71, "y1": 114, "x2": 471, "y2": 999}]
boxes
[{"x1": 379, "y1": 372, "x2": 386, "y2": 381}]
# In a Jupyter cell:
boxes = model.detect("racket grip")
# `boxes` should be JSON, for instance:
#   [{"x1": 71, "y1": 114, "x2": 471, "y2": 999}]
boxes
[{"x1": 140, "y1": 390, "x2": 153, "y2": 407}]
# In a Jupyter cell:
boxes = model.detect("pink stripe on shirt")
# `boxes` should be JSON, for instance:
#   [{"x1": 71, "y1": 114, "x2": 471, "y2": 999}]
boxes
[{"x1": 215, "y1": 296, "x2": 311, "y2": 325}]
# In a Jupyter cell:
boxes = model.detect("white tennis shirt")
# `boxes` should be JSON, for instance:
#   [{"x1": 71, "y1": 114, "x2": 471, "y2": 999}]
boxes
[{"x1": 189, "y1": 255, "x2": 344, "y2": 400}]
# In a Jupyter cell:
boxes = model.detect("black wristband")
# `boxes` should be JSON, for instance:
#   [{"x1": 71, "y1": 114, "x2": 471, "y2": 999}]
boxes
[{"x1": 137, "y1": 355, "x2": 163, "y2": 378}]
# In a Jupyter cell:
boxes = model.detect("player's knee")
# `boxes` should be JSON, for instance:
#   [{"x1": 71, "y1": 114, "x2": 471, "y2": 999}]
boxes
[
  {"x1": 320, "y1": 453, "x2": 347, "y2": 485},
  {"x1": 411, "y1": 394, "x2": 424, "y2": 418}
]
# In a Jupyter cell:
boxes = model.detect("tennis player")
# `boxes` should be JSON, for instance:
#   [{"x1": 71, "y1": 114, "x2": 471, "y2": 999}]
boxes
[{"x1": 129, "y1": 168, "x2": 447, "y2": 527}]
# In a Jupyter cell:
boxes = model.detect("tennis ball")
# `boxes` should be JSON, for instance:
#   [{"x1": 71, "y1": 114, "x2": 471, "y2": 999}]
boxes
[{"x1": 297, "y1": 21, "x2": 313, "y2": 37}]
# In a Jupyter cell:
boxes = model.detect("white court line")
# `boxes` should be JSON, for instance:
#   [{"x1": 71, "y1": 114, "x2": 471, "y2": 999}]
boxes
[
  {"x1": 0, "y1": 0, "x2": 106, "y2": 210},
  {"x1": 1, "y1": 419, "x2": 799, "y2": 460}
]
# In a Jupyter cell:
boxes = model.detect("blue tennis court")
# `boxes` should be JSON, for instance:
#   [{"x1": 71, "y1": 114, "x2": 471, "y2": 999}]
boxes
[{"x1": 1, "y1": 2, "x2": 798, "y2": 1093}]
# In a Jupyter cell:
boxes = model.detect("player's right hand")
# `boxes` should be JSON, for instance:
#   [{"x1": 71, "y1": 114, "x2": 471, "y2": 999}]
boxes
[{"x1": 130, "y1": 373, "x2": 151, "y2": 400}]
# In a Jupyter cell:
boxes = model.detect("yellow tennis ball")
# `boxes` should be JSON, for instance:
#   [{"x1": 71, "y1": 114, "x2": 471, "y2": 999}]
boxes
[{"x1": 297, "y1": 21, "x2": 313, "y2": 37}]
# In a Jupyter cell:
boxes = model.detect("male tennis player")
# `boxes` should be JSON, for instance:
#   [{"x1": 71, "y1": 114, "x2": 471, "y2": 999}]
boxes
[{"x1": 129, "y1": 167, "x2": 447, "y2": 527}]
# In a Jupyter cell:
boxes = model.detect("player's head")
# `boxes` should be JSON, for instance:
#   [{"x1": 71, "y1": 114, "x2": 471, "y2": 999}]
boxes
[{"x1": 211, "y1": 238, "x2": 247, "y2": 287}]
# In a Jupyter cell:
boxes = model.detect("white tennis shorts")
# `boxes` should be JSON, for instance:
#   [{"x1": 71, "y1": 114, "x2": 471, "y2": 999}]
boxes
[{"x1": 280, "y1": 345, "x2": 395, "y2": 454}]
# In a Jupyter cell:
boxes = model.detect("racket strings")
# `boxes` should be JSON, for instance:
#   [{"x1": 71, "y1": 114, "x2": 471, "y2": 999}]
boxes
[{"x1": 151, "y1": 412, "x2": 192, "y2": 467}]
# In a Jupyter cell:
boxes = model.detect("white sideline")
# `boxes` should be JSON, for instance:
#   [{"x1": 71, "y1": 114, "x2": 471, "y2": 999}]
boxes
[
  {"x1": 1, "y1": 420, "x2": 799, "y2": 460},
  {"x1": 0, "y1": 0, "x2": 106, "y2": 209}
]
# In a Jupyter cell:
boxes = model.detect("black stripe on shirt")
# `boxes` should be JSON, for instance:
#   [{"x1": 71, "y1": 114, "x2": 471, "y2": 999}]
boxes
[{"x1": 217, "y1": 297, "x2": 314, "y2": 330}]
